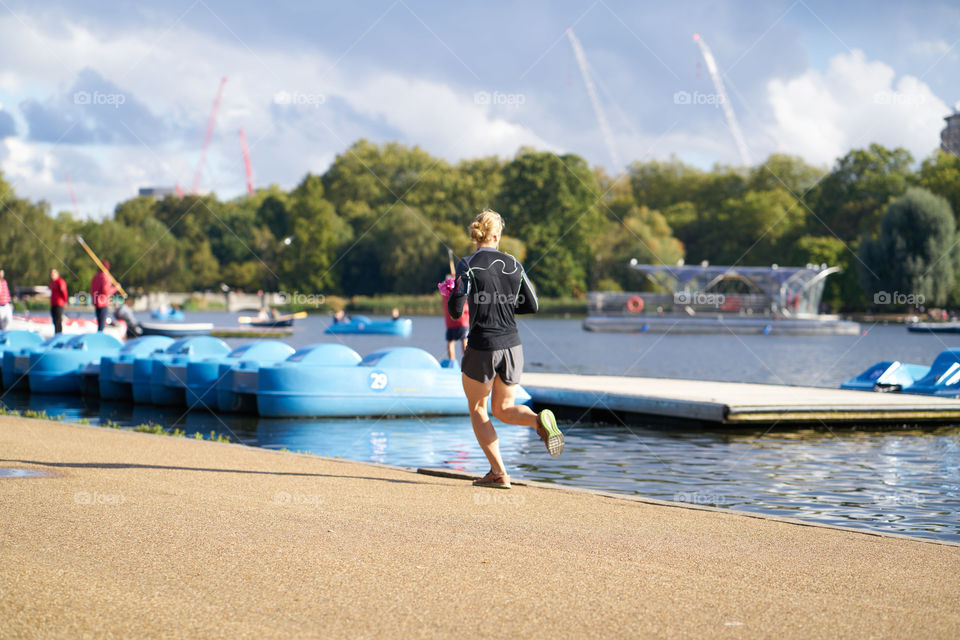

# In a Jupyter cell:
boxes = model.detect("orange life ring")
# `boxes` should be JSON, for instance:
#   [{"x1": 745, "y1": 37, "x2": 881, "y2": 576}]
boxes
[{"x1": 626, "y1": 296, "x2": 644, "y2": 313}]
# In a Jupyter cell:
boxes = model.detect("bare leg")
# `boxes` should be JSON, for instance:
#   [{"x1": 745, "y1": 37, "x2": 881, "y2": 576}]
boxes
[
  {"x1": 490, "y1": 376, "x2": 538, "y2": 428},
  {"x1": 446, "y1": 340, "x2": 456, "y2": 361},
  {"x1": 461, "y1": 373, "x2": 506, "y2": 475}
]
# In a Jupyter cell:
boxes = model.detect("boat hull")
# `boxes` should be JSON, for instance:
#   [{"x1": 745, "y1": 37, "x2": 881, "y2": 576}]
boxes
[
  {"x1": 257, "y1": 345, "x2": 531, "y2": 418},
  {"x1": 583, "y1": 315, "x2": 862, "y2": 335},
  {"x1": 140, "y1": 322, "x2": 214, "y2": 338}
]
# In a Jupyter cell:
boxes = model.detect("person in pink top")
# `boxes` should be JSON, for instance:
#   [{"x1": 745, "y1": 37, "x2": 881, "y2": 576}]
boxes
[
  {"x1": 90, "y1": 260, "x2": 117, "y2": 332},
  {"x1": 0, "y1": 268, "x2": 11, "y2": 331},
  {"x1": 439, "y1": 273, "x2": 469, "y2": 361}
]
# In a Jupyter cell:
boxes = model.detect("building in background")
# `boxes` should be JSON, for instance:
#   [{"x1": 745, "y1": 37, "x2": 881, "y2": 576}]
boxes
[
  {"x1": 138, "y1": 187, "x2": 177, "y2": 199},
  {"x1": 941, "y1": 110, "x2": 960, "y2": 156}
]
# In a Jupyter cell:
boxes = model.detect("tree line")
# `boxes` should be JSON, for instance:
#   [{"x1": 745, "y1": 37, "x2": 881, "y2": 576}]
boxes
[{"x1": 1, "y1": 139, "x2": 958, "y2": 310}]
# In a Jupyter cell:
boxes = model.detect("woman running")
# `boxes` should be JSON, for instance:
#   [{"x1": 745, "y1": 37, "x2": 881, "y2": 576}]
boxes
[{"x1": 446, "y1": 209, "x2": 563, "y2": 489}]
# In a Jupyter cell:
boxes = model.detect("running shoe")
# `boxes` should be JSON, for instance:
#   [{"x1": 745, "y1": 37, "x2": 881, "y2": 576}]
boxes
[
  {"x1": 536, "y1": 409, "x2": 564, "y2": 457},
  {"x1": 472, "y1": 470, "x2": 511, "y2": 489}
]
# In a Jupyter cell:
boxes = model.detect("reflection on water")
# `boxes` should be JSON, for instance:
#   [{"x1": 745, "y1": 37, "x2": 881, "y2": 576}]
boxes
[{"x1": 3, "y1": 390, "x2": 957, "y2": 542}]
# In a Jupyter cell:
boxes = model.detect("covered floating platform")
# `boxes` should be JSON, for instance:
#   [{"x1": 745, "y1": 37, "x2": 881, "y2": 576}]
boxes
[
  {"x1": 585, "y1": 263, "x2": 860, "y2": 335},
  {"x1": 521, "y1": 372, "x2": 960, "y2": 426}
]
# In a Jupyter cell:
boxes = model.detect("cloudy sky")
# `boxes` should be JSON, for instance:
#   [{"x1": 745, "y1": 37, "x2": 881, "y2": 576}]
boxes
[{"x1": 0, "y1": 0, "x2": 957, "y2": 217}]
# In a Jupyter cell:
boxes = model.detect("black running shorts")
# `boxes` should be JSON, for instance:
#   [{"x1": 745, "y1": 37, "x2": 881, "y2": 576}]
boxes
[{"x1": 461, "y1": 345, "x2": 524, "y2": 385}]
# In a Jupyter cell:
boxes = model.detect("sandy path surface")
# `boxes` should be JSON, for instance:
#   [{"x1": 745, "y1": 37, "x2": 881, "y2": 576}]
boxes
[{"x1": 1, "y1": 416, "x2": 957, "y2": 639}]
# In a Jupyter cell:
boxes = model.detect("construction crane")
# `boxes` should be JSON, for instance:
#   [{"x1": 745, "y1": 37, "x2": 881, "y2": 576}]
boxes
[
  {"x1": 65, "y1": 172, "x2": 80, "y2": 216},
  {"x1": 693, "y1": 34, "x2": 751, "y2": 166},
  {"x1": 239, "y1": 129, "x2": 254, "y2": 196},
  {"x1": 566, "y1": 28, "x2": 621, "y2": 170},
  {"x1": 191, "y1": 76, "x2": 227, "y2": 194}
]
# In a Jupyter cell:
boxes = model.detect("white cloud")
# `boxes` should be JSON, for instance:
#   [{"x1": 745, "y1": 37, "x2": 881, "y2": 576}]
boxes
[
  {"x1": 766, "y1": 49, "x2": 949, "y2": 166},
  {"x1": 0, "y1": 13, "x2": 552, "y2": 214},
  {"x1": 908, "y1": 39, "x2": 955, "y2": 59}
]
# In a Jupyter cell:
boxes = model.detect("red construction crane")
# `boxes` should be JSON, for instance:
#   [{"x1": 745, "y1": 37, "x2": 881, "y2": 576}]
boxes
[
  {"x1": 65, "y1": 172, "x2": 79, "y2": 216},
  {"x1": 239, "y1": 128, "x2": 254, "y2": 196},
  {"x1": 191, "y1": 76, "x2": 227, "y2": 194}
]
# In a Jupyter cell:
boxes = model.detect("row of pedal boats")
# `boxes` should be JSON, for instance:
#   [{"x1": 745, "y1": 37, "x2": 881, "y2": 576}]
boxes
[{"x1": 0, "y1": 330, "x2": 529, "y2": 417}]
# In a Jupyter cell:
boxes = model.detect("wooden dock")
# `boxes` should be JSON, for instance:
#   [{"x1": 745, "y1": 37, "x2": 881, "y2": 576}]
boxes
[{"x1": 520, "y1": 372, "x2": 960, "y2": 426}]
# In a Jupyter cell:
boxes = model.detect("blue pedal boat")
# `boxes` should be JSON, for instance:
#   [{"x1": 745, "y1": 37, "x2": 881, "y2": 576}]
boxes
[
  {"x1": 213, "y1": 342, "x2": 297, "y2": 413},
  {"x1": 324, "y1": 316, "x2": 412, "y2": 337},
  {"x1": 257, "y1": 345, "x2": 532, "y2": 418},
  {"x1": 149, "y1": 337, "x2": 231, "y2": 406},
  {"x1": 0, "y1": 330, "x2": 44, "y2": 388},
  {"x1": 128, "y1": 337, "x2": 229, "y2": 405},
  {"x1": 184, "y1": 340, "x2": 294, "y2": 412},
  {"x1": 901, "y1": 349, "x2": 960, "y2": 398},
  {"x1": 840, "y1": 360, "x2": 930, "y2": 392},
  {"x1": 98, "y1": 336, "x2": 175, "y2": 400},
  {"x1": 2, "y1": 333, "x2": 75, "y2": 391},
  {"x1": 28, "y1": 333, "x2": 123, "y2": 394},
  {"x1": 150, "y1": 308, "x2": 185, "y2": 322}
]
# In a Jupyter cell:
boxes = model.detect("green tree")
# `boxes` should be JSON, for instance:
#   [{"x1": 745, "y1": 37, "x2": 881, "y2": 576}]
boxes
[
  {"x1": 915, "y1": 151, "x2": 960, "y2": 224},
  {"x1": 0, "y1": 173, "x2": 70, "y2": 288},
  {"x1": 705, "y1": 189, "x2": 806, "y2": 265},
  {"x1": 497, "y1": 149, "x2": 604, "y2": 296},
  {"x1": 859, "y1": 187, "x2": 958, "y2": 307},
  {"x1": 747, "y1": 153, "x2": 825, "y2": 197},
  {"x1": 808, "y1": 144, "x2": 913, "y2": 241},
  {"x1": 277, "y1": 174, "x2": 352, "y2": 293}
]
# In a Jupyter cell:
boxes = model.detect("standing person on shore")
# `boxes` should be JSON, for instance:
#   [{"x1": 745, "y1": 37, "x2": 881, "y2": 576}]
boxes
[
  {"x1": 91, "y1": 260, "x2": 117, "y2": 332},
  {"x1": 447, "y1": 209, "x2": 564, "y2": 489},
  {"x1": 0, "y1": 269, "x2": 12, "y2": 331},
  {"x1": 49, "y1": 268, "x2": 67, "y2": 334},
  {"x1": 439, "y1": 273, "x2": 469, "y2": 361}
]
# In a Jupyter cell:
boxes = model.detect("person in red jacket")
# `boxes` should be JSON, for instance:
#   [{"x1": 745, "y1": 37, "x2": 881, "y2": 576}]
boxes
[
  {"x1": 90, "y1": 260, "x2": 117, "y2": 332},
  {"x1": 49, "y1": 268, "x2": 68, "y2": 334},
  {"x1": 439, "y1": 273, "x2": 469, "y2": 361}
]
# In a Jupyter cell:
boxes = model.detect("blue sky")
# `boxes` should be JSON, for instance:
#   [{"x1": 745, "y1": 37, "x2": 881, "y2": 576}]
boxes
[{"x1": 0, "y1": 0, "x2": 957, "y2": 216}]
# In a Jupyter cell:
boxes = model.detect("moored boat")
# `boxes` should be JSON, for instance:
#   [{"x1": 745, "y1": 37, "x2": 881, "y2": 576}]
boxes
[
  {"x1": 148, "y1": 337, "x2": 231, "y2": 405},
  {"x1": 139, "y1": 322, "x2": 214, "y2": 338},
  {"x1": 841, "y1": 349, "x2": 960, "y2": 397},
  {"x1": 2, "y1": 333, "x2": 75, "y2": 391},
  {"x1": 257, "y1": 345, "x2": 531, "y2": 418},
  {"x1": 98, "y1": 336, "x2": 175, "y2": 400},
  {"x1": 0, "y1": 331, "x2": 45, "y2": 386},
  {"x1": 906, "y1": 321, "x2": 960, "y2": 334},
  {"x1": 150, "y1": 308, "x2": 185, "y2": 322},
  {"x1": 128, "y1": 336, "x2": 230, "y2": 405},
  {"x1": 7, "y1": 313, "x2": 126, "y2": 340},
  {"x1": 28, "y1": 333, "x2": 123, "y2": 394},
  {"x1": 840, "y1": 361, "x2": 930, "y2": 392},
  {"x1": 324, "y1": 315, "x2": 412, "y2": 337},
  {"x1": 184, "y1": 340, "x2": 294, "y2": 411}
]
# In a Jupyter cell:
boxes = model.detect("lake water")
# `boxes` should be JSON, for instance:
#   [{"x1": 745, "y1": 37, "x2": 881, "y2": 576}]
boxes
[{"x1": 3, "y1": 314, "x2": 959, "y2": 542}]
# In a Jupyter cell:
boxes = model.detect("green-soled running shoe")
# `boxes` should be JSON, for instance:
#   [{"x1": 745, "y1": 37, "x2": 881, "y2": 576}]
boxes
[{"x1": 536, "y1": 409, "x2": 564, "y2": 457}]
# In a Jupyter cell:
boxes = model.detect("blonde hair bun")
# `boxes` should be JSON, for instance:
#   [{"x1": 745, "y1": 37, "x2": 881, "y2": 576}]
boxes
[{"x1": 469, "y1": 209, "x2": 504, "y2": 243}]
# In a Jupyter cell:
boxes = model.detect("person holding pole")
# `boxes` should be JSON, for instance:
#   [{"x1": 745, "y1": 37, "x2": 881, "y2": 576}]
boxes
[
  {"x1": 49, "y1": 268, "x2": 68, "y2": 334},
  {"x1": 91, "y1": 259, "x2": 117, "y2": 332}
]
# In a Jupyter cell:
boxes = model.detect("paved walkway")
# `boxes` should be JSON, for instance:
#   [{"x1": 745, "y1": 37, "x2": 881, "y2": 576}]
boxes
[{"x1": 1, "y1": 416, "x2": 958, "y2": 638}]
